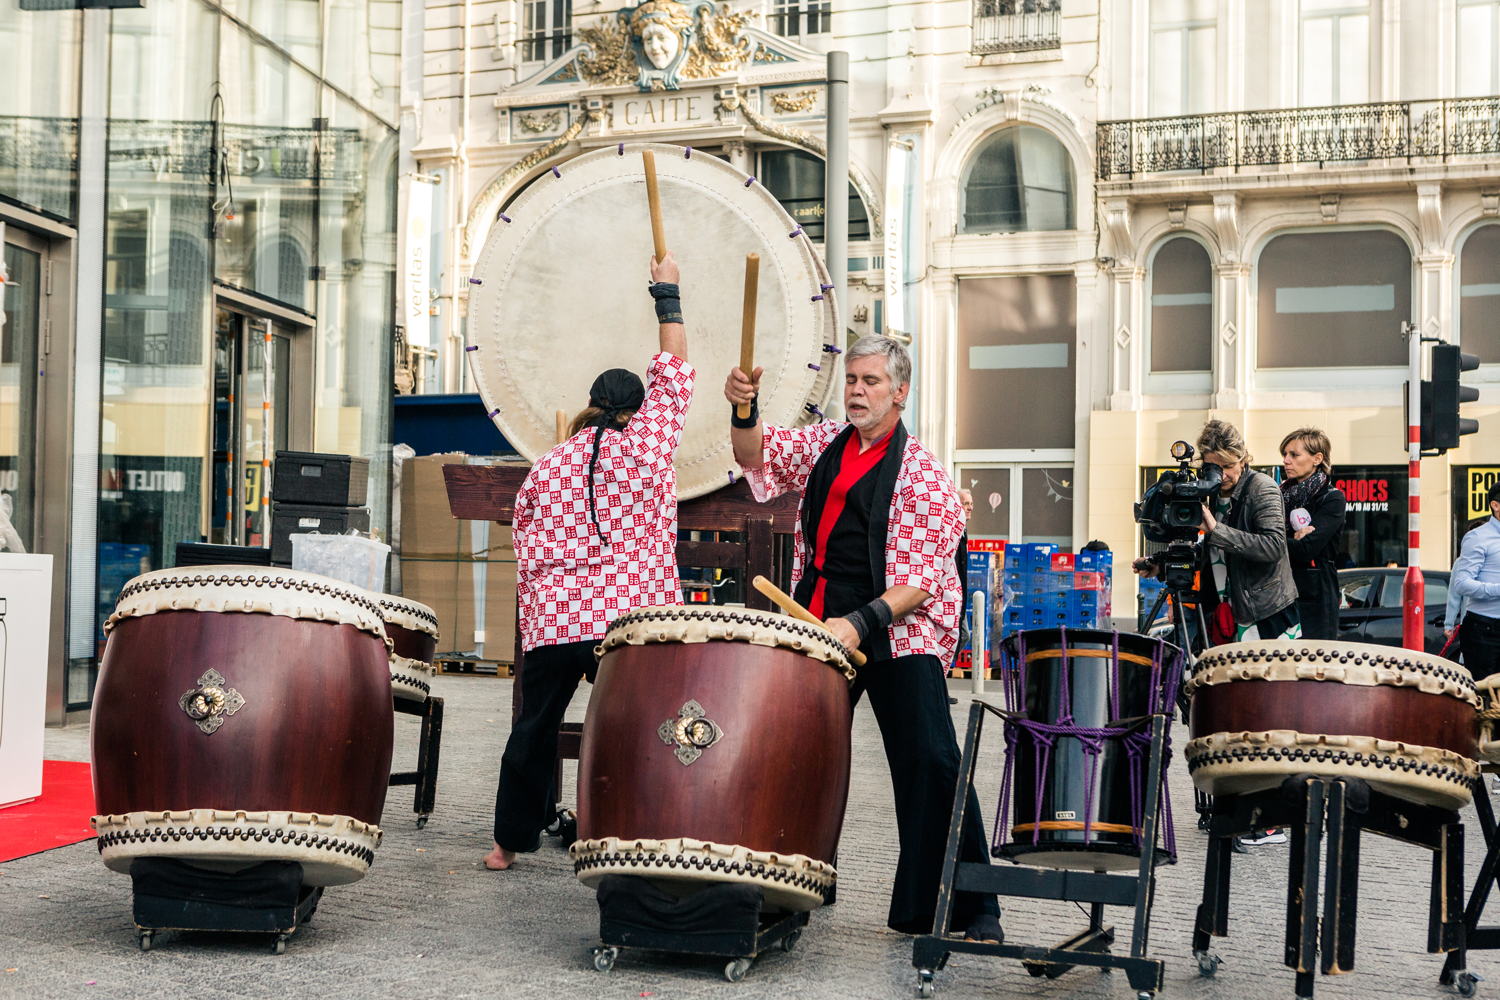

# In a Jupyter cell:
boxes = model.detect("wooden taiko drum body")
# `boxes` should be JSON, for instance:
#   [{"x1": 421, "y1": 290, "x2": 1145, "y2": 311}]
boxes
[
  {"x1": 378, "y1": 595, "x2": 440, "y2": 703},
  {"x1": 572, "y1": 606, "x2": 854, "y2": 911},
  {"x1": 1186, "y1": 640, "x2": 1479, "y2": 809},
  {"x1": 90, "y1": 567, "x2": 395, "y2": 886}
]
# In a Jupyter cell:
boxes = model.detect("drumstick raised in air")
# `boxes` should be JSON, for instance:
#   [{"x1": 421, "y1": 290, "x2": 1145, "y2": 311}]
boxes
[
  {"x1": 752, "y1": 575, "x2": 867, "y2": 667},
  {"x1": 555, "y1": 409, "x2": 568, "y2": 445},
  {"x1": 642, "y1": 150, "x2": 668, "y2": 263},
  {"x1": 737, "y1": 253, "x2": 760, "y2": 422}
]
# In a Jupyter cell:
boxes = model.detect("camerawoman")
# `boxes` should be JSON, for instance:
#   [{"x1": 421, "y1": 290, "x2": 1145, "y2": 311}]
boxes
[{"x1": 1134, "y1": 419, "x2": 1300, "y2": 646}]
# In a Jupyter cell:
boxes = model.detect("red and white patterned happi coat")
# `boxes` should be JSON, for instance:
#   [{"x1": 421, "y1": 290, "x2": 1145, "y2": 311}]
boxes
[
  {"x1": 742, "y1": 421, "x2": 965, "y2": 667},
  {"x1": 513, "y1": 352, "x2": 695, "y2": 651}
]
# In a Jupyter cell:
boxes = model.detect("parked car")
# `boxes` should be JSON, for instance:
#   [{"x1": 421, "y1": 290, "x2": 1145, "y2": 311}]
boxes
[{"x1": 1337, "y1": 568, "x2": 1450, "y2": 656}]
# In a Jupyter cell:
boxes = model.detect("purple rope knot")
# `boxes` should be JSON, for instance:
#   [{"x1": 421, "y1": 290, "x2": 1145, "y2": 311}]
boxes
[
  {"x1": 464, "y1": 345, "x2": 478, "y2": 352},
  {"x1": 727, "y1": 470, "x2": 736, "y2": 484},
  {"x1": 811, "y1": 294, "x2": 825, "y2": 302},
  {"x1": 822, "y1": 344, "x2": 843, "y2": 354},
  {"x1": 683, "y1": 146, "x2": 692, "y2": 158},
  {"x1": 744, "y1": 176, "x2": 757, "y2": 187},
  {"x1": 617, "y1": 143, "x2": 624, "y2": 155},
  {"x1": 807, "y1": 363, "x2": 821, "y2": 371},
  {"x1": 804, "y1": 402, "x2": 824, "y2": 419},
  {"x1": 789, "y1": 227, "x2": 804, "y2": 239},
  {"x1": 499, "y1": 213, "x2": 511, "y2": 223},
  {"x1": 550, "y1": 166, "x2": 561, "y2": 178},
  {"x1": 820, "y1": 283, "x2": 834, "y2": 292},
  {"x1": 487, "y1": 408, "x2": 499, "y2": 418},
  {"x1": 468, "y1": 277, "x2": 483, "y2": 286}
]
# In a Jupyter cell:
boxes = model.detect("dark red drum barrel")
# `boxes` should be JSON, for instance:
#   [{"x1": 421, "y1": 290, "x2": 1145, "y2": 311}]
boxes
[
  {"x1": 90, "y1": 567, "x2": 395, "y2": 886},
  {"x1": 1186, "y1": 640, "x2": 1479, "y2": 809},
  {"x1": 572, "y1": 606, "x2": 854, "y2": 911},
  {"x1": 377, "y1": 595, "x2": 440, "y2": 703}
]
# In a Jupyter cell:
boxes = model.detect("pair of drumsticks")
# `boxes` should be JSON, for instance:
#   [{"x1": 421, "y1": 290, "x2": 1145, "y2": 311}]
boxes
[{"x1": 555, "y1": 151, "x2": 864, "y2": 667}]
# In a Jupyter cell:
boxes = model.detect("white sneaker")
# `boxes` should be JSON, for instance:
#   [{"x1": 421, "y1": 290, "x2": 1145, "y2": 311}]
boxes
[{"x1": 1241, "y1": 829, "x2": 1288, "y2": 846}]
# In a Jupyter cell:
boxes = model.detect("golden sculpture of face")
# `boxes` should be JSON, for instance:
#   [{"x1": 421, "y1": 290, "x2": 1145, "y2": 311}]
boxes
[{"x1": 641, "y1": 23, "x2": 680, "y2": 69}]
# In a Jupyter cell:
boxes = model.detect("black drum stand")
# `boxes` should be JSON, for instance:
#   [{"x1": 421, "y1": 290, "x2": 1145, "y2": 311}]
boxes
[
  {"x1": 1439, "y1": 769, "x2": 1500, "y2": 997},
  {"x1": 130, "y1": 858, "x2": 322, "y2": 954},
  {"x1": 912, "y1": 700, "x2": 1172, "y2": 1000},
  {"x1": 1193, "y1": 775, "x2": 1465, "y2": 999},
  {"x1": 389, "y1": 694, "x2": 444, "y2": 827},
  {"x1": 589, "y1": 876, "x2": 809, "y2": 982}
]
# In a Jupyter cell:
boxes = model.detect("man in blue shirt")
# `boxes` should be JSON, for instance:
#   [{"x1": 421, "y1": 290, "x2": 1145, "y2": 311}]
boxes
[{"x1": 1451, "y1": 482, "x2": 1500, "y2": 680}]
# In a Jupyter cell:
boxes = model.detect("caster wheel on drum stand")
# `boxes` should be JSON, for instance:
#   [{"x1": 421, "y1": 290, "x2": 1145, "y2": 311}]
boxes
[
  {"x1": 137, "y1": 931, "x2": 154, "y2": 952},
  {"x1": 592, "y1": 946, "x2": 619, "y2": 973},
  {"x1": 271, "y1": 935, "x2": 287, "y2": 955},
  {"x1": 415, "y1": 814, "x2": 429, "y2": 830},
  {"x1": 779, "y1": 929, "x2": 802, "y2": 953},
  {"x1": 724, "y1": 957, "x2": 753, "y2": 982},
  {"x1": 1136, "y1": 992, "x2": 1154, "y2": 1000},
  {"x1": 916, "y1": 969, "x2": 936, "y2": 998},
  {"x1": 1194, "y1": 950, "x2": 1221, "y2": 977},
  {"x1": 1454, "y1": 970, "x2": 1483, "y2": 997},
  {"x1": 547, "y1": 809, "x2": 577, "y2": 844}
]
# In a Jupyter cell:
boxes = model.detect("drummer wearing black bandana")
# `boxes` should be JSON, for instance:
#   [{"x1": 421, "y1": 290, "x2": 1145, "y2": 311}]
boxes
[
  {"x1": 724, "y1": 335, "x2": 1003, "y2": 943},
  {"x1": 484, "y1": 253, "x2": 694, "y2": 872}
]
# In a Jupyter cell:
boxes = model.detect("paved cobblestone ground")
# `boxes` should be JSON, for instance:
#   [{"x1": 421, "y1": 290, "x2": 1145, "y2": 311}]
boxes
[{"x1": 1, "y1": 672, "x2": 1493, "y2": 999}]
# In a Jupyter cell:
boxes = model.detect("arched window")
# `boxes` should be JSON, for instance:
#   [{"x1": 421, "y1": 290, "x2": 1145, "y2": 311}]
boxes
[
  {"x1": 960, "y1": 125, "x2": 1075, "y2": 234},
  {"x1": 1149, "y1": 236, "x2": 1212, "y2": 373},
  {"x1": 758, "y1": 149, "x2": 870, "y2": 241},
  {"x1": 1257, "y1": 229, "x2": 1410, "y2": 369},
  {"x1": 1460, "y1": 224, "x2": 1500, "y2": 364}
]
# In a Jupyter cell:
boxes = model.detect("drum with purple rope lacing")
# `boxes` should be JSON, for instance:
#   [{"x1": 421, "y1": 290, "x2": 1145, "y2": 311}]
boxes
[{"x1": 996, "y1": 628, "x2": 1184, "y2": 872}]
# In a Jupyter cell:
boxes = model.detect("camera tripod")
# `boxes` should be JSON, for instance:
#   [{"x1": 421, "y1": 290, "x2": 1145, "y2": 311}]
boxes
[{"x1": 1140, "y1": 582, "x2": 1211, "y2": 828}]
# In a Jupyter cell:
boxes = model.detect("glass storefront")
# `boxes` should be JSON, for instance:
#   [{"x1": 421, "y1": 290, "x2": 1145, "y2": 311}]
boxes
[{"x1": 1, "y1": 0, "x2": 397, "y2": 711}]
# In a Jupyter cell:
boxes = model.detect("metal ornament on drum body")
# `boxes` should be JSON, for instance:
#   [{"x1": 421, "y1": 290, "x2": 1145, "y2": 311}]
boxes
[
  {"x1": 996, "y1": 628, "x2": 1184, "y2": 872},
  {"x1": 571, "y1": 606, "x2": 854, "y2": 912},
  {"x1": 465, "y1": 142, "x2": 839, "y2": 501},
  {"x1": 1186, "y1": 639, "x2": 1480, "y2": 810},
  {"x1": 90, "y1": 567, "x2": 395, "y2": 887}
]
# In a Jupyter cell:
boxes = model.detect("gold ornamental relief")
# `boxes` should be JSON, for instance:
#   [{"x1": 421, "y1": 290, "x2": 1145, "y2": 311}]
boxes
[
  {"x1": 578, "y1": 19, "x2": 636, "y2": 86},
  {"x1": 681, "y1": 4, "x2": 753, "y2": 80},
  {"x1": 578, "y1": 0, "x2": 754, "y2": 90},
  {"x1": 770, "y1": 88, "x2": 819, "y2": 114},
  {"x1": 518, "y1": 110, "x2": 563, "y2": 134}
]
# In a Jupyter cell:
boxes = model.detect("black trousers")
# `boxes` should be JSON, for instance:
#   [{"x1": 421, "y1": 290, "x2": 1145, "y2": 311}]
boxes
[
  {"x1": 851, "y1": 653, "x2": 1000, "y2": 934},
  {"x1": 1461, "y1": 612, "x2": 1500, "y2": 683},
  {"x1": 492, "y1": 640, "x2": 597, "y2": 852}
]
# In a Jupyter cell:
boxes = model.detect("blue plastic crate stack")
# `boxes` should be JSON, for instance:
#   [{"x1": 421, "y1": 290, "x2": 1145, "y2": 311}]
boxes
[{"x1": 998, "y1": 544, "x2": 1113, "y2": 638}]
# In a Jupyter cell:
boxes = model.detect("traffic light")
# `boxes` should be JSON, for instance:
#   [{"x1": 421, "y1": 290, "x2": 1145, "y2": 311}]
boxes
[{"x1": 1419, "y1": 343, "x2": 1481, "y2": 454}]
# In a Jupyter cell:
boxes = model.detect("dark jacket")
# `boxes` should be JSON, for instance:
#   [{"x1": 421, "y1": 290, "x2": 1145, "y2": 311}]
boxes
[
  {"x1": 1285, "y1": 480, "x2": 1347, "y2": 640},
  {"x1": 1204, "y1": 468, "x2": 1298, "y2": 625}
]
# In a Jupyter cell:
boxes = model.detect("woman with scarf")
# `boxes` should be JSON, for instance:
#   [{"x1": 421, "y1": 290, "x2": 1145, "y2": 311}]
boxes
[
  {"x1": 484, "y1": 252, "x2": 695, "y2": 871},
  {"x1": 1280, "y1": 428, "x2": 1347, "y2": 641}
]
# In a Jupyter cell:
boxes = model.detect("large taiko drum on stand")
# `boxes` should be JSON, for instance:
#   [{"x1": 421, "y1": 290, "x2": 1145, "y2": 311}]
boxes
[
  {"x1": 90, "y1": 567, "x2": 395, "y2": 886},
  {"x1": 571, "y1": 606, "x2": 854, "y2": 911},
  {"x1": 1185, "y1": 640, "x2": 1480, "y2": 809},
  {"x1": 378, "y1": 595, "x2": 440, "y2": 703},
  {"x1": 996, "y1": 629, "x2": 1184, "y2": 872},
  {"x1": 465, "y1": 142, "x2": 840, "y2": 500}
]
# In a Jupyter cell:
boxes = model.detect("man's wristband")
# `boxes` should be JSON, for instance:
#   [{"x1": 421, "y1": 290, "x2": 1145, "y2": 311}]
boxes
[
  {"x1": 845, "y1": 598, "x2": 894, "y2": 643},
  {"x1": 730, "y1": 394, "x2": 759, "y2": 429},
  {"x1": 649, "y1": 281, "x2": 683, "y2": 324}
]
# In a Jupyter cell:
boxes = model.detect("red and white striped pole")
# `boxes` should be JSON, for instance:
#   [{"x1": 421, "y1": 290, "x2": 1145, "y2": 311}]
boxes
[{"x1": 1403, "y1": 321, "x2": 1426, "y2": 651}]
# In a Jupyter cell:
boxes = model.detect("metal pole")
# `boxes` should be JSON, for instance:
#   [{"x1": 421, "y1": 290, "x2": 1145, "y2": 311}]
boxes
[
  {"x1": 1403, "y1": 321, "x2": 1426, "y2": 651},
  {"x1": 970, "y1": 590, "x2": 986, "y2": 695},
  {"x1": 825, "y1": 51, "x2": 849, "y2": 326}
]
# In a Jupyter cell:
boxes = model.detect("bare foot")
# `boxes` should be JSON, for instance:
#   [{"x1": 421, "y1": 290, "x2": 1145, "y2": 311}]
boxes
[{"x1": 482, "y1": 843, "x2": 516, "y2": 870}]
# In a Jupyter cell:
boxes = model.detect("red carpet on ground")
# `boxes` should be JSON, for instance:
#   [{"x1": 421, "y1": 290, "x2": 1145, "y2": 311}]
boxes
[{"x1": 0, "y1": 760, "x2": 96, "y2": 863}]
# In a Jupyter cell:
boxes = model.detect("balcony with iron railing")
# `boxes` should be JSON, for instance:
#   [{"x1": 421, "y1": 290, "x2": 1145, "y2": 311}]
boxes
[
  {"x1": 1096, "y1": 96, "x2": 1500, "y2": 180},
  {"x1": 972, "y1": 0, "x2": 1061, "y2": 56}
]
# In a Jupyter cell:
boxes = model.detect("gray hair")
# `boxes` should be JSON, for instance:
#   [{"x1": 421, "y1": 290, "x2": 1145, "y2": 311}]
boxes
[{"x1": 846, "y1": 335, "x2": 912, "y2": 387}]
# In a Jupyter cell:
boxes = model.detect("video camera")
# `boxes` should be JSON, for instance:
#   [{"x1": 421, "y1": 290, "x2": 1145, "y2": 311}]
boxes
[{"x1": 1133, "y1": 441, "x2": 1223, "y2": 591}]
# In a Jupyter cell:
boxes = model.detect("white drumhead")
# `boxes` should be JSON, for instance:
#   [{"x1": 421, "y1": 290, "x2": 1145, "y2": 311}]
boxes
[{"x1": 466, "y1": 142, "x2": 840, "y2": 500}]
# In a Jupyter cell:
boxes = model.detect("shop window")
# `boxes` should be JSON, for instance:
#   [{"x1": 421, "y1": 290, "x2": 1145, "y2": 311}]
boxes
[
  {"x1": 1149, "y1": 0, "x2": 1217, "y2": 117},
  {"x1": 773, "y1": 0, "x2": 830, "y2": 36},
  {"x1": 1460, "y1": 224, "x2": 1500, "y2": 364},
  {"x1": 1256, "y1": 229, "x2": 1409, "y2": 369},
  {"x1": 758, "y1": 149, "x2": 869, "y2": 241},
  {"x1": 956, "y1": 274, "x2": 1075, "y2": 450},
  {"x1": 522, "y1": 0, "x2": 572, "y2": 63},
  {"x1": 959, "y1": 125, "x2": 1074, "y2": 234},
  {"x1": 1148, "y1": 236, "x2": 1212, "y2": 373}
]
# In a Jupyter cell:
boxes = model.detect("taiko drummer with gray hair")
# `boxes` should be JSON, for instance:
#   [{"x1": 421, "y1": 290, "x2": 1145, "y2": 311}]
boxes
[{"x1": 723, "y1": 334, "x2": 1002, "y2": 943}]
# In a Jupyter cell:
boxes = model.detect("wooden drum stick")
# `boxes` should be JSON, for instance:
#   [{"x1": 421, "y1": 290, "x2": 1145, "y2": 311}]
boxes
[
  {"x1": 751, "y1": 575, "x2": 867, "y2": 667},
  {"x1": 555, "y1": 409, "x2": 569, "y2": 445},
  {"x1": 642, "y1": 150, "x2": 668, "y2": 263},
  {"x1": 737, "y1": 253, "x2": 760, "y2": 421}
]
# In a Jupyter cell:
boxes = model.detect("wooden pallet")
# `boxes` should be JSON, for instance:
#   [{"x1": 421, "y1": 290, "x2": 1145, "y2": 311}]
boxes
[{"x1": 435, "y1": 656, "x2": 513, "y2": 678}]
